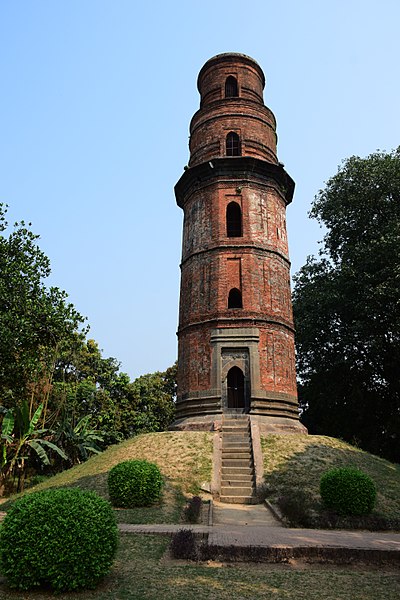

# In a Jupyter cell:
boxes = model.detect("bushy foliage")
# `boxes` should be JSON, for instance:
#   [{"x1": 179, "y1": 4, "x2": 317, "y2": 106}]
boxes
[
  {"x1": 293, "y1": 149, "x2": 400, "y2": 462},
  {"x1": 320, "y1": 467, "x2": 376, "y2": 516},
  {"x1": 170, "y1": 529, "x2": 198, "y2": 560},
  {"x1": 0, "y1": 204, "x2": 86, "y2": 403},
  {"x1": 184, "y1": 495, "x2": 202, "y2": 523},
  {"x1": 277, "y1": 491, "x2": 315, "y2": 528},
  {"x1": 0, "y1": 488, "x2": 118, "y2": 592},
  {"x1": 108, "y1": 459, "x2": 163, "y2": 507}
]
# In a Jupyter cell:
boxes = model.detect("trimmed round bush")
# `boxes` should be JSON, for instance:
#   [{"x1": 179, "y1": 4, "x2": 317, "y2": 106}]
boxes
[
  {"x1": 0, "y1": 488, "x2": 118, "y2": 592},
  {"x1": 320, "y1": 467, "x2": 376, "y2": 516},
  {"x1": 108, "y1": 459, "x2": 163, "y2": 507}
]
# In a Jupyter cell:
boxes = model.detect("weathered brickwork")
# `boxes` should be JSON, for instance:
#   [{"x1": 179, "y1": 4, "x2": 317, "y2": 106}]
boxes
[{"x1": 172, "y1": 53, "x2": 304, "y2": 432}]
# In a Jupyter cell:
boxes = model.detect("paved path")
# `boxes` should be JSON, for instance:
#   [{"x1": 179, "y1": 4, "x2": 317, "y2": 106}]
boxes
[
  {"x1": 213, "y1": 500, "x2": 282, "y2": 527},
  {"x1": 119, "y1": 523, "x2": 400, "y2": 552},
  {"x1": 118, "y1": 502, "x2": 400, "y2": 556}
]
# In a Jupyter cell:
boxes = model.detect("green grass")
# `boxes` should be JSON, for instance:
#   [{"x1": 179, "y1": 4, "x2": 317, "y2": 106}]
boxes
[
  {"x1": 261, "y1": 434, "x2": 400, "y2": 527},
  {"x1": 0, "y1": 534, "x2": 398, "y2": 600},
  {"x1": 1, "y1": 432, "x2": 399, "y2": 597},
  {"x1": 0, "y1": 431, "x2": 213, "y2": 524}
]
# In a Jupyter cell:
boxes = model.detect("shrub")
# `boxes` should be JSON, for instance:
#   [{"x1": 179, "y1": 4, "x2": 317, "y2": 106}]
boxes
[
  {"x1": 27, "y1": 474, "x2": 50, "y2": 488},
  {"x1": 0, "y1": 488, "x2": 118, "y2": 592},
  {"x1": 277, "y1": 491, "x2": 314, "y2": 528},
  {"x1": 108, "y1": 459, "x2": 163, "y2": 508},
  {"x1": 184, "y1": 495, "x2": 202, "y2": 523},
  {"x1": 320, "y1": 467, "x2": 376, "y2": 516},
  {"x1": 170, "y1": 529, "x2": 198, "y2": 560}
]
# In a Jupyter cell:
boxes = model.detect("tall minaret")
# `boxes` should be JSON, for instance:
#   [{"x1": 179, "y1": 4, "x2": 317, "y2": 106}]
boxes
[{"x1": 172, "y1": 53, "x2": 305, "y2": 434}]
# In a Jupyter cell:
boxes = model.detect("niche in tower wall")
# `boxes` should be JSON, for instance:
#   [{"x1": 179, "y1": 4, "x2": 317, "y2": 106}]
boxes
[{"x1": 221, "y1": 348, "x2": 250, "y2": 413}]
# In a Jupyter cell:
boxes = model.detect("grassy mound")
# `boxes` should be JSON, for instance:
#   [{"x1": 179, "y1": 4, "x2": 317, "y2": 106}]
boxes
[
  {"x1": 261, "y1": 434, "x2": 400, "y2": 529},
  {"x1": 0, "y1": 431, "x2": 213, "y2": 524}
]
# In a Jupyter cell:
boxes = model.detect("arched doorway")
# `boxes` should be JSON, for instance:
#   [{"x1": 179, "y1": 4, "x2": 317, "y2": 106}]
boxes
[{"x1": 227, "y1": 366, "x2": 247, "y2": 411}]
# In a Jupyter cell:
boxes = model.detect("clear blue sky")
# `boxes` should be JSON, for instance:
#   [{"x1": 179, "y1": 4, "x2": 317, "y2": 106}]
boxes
[{"x1": 1, "y1": 1, "x2": 399, "y2": 379}]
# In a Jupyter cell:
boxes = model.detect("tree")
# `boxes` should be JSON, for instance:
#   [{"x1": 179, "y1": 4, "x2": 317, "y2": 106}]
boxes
[
  {"x1": 51, "y1": 339, "x2": 177, "y2": 443},
  {"x1": 0, "y1": 401, "x2": 67, "y2": 493},
  {"x1": 0, "y1": 205, "x2": 91, "y2": 491},
  {"x1": 293, "y1": 148, "x2": 400, "y2": 462},
  {"x1": 128, "y1": 365, "x2": 176, "y2": 434},
  {"x1": 0, "y1": 204, "x2": 86, "y2": 413},
  {"x1": 0, "y1": 203, "x2": 177, "y2": 493}
]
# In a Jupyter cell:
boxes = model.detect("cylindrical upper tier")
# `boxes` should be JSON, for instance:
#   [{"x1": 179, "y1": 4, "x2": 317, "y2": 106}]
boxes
[
  {"x1": 197, "y1": 53, "x2": 265, "y2": 106},
  {"x1": 189, "y1": 53, "x2": 278, "y2": 167}
]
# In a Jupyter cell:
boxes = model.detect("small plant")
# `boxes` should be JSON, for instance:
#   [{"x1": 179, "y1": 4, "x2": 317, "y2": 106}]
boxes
[
  {"x1": 0, "y1": 401, "x2": 67, "y2": 493},
  {"x1": 27, "y1": 473, "x2": 50, "y2": 488},
  {"x1": 320, "y1": 467, "x2": 376, "y2": 516},
  {"x1": 277, "y1": 491, "x2": 314, "y2": 528},
  {"x1": 184, "y1": 495, "x2": 202, "y2": 523},
  {"x1": 0, "y1": 488, "x2": 118, "y2": 592},
  {"x1": 108, "y1": 459, "x2": 163, "y2": 507},
  {"x1": 170, "y1": 529, "x2": 198, "y2": 560}
]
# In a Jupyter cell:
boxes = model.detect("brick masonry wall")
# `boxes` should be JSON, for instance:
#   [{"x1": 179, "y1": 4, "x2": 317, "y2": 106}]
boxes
[
  {"x1": 176, "y1": 53, "x2": 299, "y2": 420},
  {"x1": 189, "y1": 101, "x2": 278, "y2": 167}
]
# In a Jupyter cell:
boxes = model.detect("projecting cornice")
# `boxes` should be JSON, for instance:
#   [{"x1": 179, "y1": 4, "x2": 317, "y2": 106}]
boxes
[{"x1": 175, "y1": 157, "x2": 295, "y2": 207}]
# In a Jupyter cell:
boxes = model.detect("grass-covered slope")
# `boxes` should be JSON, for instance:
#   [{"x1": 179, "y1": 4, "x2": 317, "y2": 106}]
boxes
[
  {"x1": 0, "y1": 431, "x2": 213, "y2": 523},
  {"x1": 261, "y1": 434, "x2": 400, "y2": 529},
  {"x1": 3, "y1": 430, "x2": 399, "y2": 529}
]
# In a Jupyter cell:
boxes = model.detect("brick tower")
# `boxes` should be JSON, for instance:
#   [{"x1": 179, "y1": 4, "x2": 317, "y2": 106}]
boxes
[{"x1": 172, "y1": 53, "x2": 305, "y2": 434}]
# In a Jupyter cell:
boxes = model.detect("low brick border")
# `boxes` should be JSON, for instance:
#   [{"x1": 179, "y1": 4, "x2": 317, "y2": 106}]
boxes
[{"x1": 200, "y1": 543, "x2": 400, "y2": 566}]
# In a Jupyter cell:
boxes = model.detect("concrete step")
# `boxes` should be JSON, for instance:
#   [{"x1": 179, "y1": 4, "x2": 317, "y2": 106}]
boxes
[
  {"x1": 223, "y1": 432, "x2": 250, "y2": 438},
  {"x1": 222, "y1": 425, "x2": 249, "y2": 431},
  {"x1": 222, "y1": 436, "x2": 250, "y2": 444},
  {"x1": 221, "y1": 473, "x2": 254, "y2": 481},
  {"x1": 221, "y1": 485, "x2": 254, "y2": 496},
  {"x1": 222, "y1": 444, "x2": 251, "y2": 456},
  {"x1": 219, "y1": 495, "x2": 255, "y2": 504},
  {"x1": 222, "y1": 454, "x2": 252, "y2": 463},
  {"x1": 221, "y1": 478, "x2": 254, "y2": 489},
  {"x1": 222, "y1": 444, "x2": 251, "y2": 452},
  {"x1": 222, "y1": 448, "x2": 250, "y2": 454},
  {"x1": 222, "y1": 466, "x2": 253, "y2": 476},
  {"x1": 222, "y1": 432, "x2": 250, "y2": 438},
  {"x1": 222, "y1": 415, "x2": 249, "y2": 420},
  {"x1": 222, "y1": 458, "x2": 253, "y2": 468}
]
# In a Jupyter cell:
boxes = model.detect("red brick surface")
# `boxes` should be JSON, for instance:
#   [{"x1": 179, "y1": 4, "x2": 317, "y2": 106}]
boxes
[
  {"x1": 175, "y1": 54, "x2": 300, "y2": 426},
  {"x1": 189, "y1": 54, "x2": 277, "y2": 167}
]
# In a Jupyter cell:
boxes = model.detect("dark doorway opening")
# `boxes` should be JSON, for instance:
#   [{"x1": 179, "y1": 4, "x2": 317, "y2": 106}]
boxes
[{"x1": 227, "y1": 366, "x2": 247, "y2": 411}]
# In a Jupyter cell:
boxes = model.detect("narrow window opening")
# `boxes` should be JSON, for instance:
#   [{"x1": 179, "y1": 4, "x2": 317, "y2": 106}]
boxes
[
  {"x1": 226, "y1": 202, "x2": 242, "y2": 237},
  {"x1": 225, "y1": 76, "x2": 238, "y2": 98},
  {"x1": 226, "y1": 132, "x2": 241, "y2": 156},
  {"x1": 228, "y1": 288, "x2": 242, "y2": 309}
]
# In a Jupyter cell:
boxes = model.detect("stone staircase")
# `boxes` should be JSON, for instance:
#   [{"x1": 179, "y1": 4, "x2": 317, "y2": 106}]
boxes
[{"x1": 220, "y1": 414, "x2": 256, "y2": 504}]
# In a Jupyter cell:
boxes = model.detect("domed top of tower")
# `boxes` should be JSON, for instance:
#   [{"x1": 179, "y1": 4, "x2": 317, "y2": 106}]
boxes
[{"x1": 197, "y1": 52, "x2": 265, "y2": 108}]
